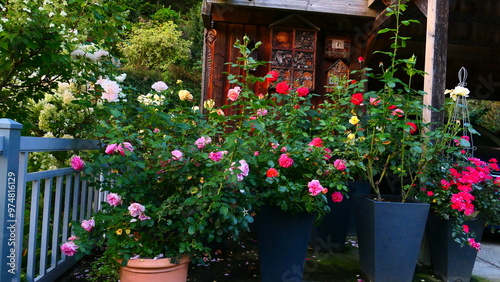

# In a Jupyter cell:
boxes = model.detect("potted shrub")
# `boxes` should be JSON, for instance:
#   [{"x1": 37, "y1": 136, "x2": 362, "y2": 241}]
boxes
[
  {"x1": 316, "y1": 1, "x2": 467, "y2": 281},
  {"x1": 221, "y1": 37, "x2": 353, "y2": 282},
  {"x1": 419, "y1": 155, "x2": 500, "y2": 281},
  {"x1": 60, "y1": 78, "x2": 255, "y2": 281}
]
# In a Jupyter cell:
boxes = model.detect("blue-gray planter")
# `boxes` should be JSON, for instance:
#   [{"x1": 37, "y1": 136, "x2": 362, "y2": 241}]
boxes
[
  {"x1": 257, "y1": 205, "x2": 315, "y2": 282},
  {"x1": 354, "y1": 195, "x2": 430, "y2": 282},
  {"x1": 427, "y1": 212, "x2": 485, "y2": 282},
  {"x1": 312, "y1": 181, "x2": 371, "y2": 253}
]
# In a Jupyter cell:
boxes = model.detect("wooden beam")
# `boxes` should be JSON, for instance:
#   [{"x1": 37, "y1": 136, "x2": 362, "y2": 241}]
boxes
[
  {"x1": 423, "y1": 0, "x2": 449, "y2": 126},
  {"x1": 206, "y1": 0, "x2": 377, "y2": 18},
  {"x1": 414, "y1": 0, "x2": 428, "y2": 17}
]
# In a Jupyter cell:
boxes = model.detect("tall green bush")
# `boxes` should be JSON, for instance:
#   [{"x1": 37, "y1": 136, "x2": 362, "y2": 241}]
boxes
[{"x1": 119, "y1": 22, "x2": 191, "y2": 73}]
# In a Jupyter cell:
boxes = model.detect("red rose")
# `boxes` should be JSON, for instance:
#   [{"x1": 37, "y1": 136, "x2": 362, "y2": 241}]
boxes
[
  {"x1": 276, "y1": 81, "x2": 290, "y2": 94},
  {"x1": 331, "y1": 191, "x2": 344, "y2": 202},
  {"x1": 406, "y1": 122, "x2": 417, "y2": 134},
  {"x1": 265, "y1": 70, "x2": 279, "y2": 82},
  {"x1": 350, "y1": 93, "x2": 364, "y2": 106},
  {"x1": 358, "y1": 56, "x2": 364, "y2": 62},
  {"x1": 266, "y1": 168, "x2": 279, "y2": 177},
  {"x1": 296, "y1": 87, "x2": 309, "y2": 97}
]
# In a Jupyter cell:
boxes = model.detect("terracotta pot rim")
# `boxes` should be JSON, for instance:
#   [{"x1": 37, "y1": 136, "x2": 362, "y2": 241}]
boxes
[{"x1": 118, "y1": 255, "x2": 190, "y2": 268}]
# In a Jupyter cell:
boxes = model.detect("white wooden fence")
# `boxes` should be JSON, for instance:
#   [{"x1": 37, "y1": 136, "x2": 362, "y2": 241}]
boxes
[{"x1": 0, "y1": 119, "x2": 103, "y2": 282}]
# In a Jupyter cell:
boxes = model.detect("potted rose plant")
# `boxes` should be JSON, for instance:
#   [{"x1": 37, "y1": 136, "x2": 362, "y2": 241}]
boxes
[
  {"x1": 60, "y1": 78, "x2": 255, "y2": 281},
  {"x1": 315, "y1": 1, "x2": 469, "y2": 281},
  {"x1": 217, "y1": 37, "x2": 353, "y2": 282},
  {"x1": 418, "y1": 143, "x2": 500, "y2": 280}
]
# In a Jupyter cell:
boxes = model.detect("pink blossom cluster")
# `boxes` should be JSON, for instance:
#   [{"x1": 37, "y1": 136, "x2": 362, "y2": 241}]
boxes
[
  {"x1": 96, "y1": 78, "x2": 121, "y2": 102},
  {"x1": 230, "y1": 160, "x2": 249, "y2": 181},
  {"x1": 105, "y1": 142, "x2": 134, "y2": 156},
  {"x1": 440, "y1": 158, "x2": 499, "y2": 216},
  {"x1": 195, "y1": 136, "x2": 212, "y2": 149},
  {"x1": 308, "y1": 180, "x2": 327, "y2": 196},
  {"x1": 81, "y1": 218, "x2": 95, "y2": 232},
  {"x1": 128, "y1": 203, "x2": 150, "y2": 221}
]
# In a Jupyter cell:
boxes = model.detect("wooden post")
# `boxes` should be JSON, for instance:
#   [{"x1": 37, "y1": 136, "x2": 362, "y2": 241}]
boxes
[{"x1": 423, "y1": 0, "x2": 449, "y2": 127}]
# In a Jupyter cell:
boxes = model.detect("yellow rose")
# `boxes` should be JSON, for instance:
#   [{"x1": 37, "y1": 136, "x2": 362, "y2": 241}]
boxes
[
  {"x1": 204, "y1": 99, "x2": 215, "y2": 110},
  {"x1": 116, "y1": 229, "x2": 123, "y2": 235},
  {"x1": 178, "y1": 90, "x2": 193, "y2": 101},
  {"x1": 347, "y1": 133, "x2": 356, "y2": 140},
  {"x1": 125, "y1": 229, "x2": 131, "y2": 235},
  {"x1": 176, "y1": 79, "x2": 183, "y2": 84},
  {"x1": 349, "y1": 116, "x2": 360, "y2": 125}
]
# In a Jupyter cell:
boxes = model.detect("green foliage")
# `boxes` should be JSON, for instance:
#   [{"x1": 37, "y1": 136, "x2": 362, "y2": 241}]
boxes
[
  {"x1": 469, "y1": 100, "x2": 500, "y2": 132},
  {"x1": 119, "y1": 21, "x2": 191, "y2": 73},
  {"x1": 0, "y1": 0, "x2": 129, "y2": 120},
  {"x1": 152, "y1": 7, "x2": 180, "y2": 23}
]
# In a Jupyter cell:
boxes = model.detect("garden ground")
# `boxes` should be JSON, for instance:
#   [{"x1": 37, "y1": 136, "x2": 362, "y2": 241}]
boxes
[{"x1": 56, "y1": 231, "x2": 500, "y2": 282}]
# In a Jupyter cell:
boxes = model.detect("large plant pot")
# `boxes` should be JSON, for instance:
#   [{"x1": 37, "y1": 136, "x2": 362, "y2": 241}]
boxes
[
  {"x1": 312, "y1": 181, "x2": 371, "y2": 252},
  {"x1": 119, "y1": 256, "x2": 189, "y2": 282},
  {"x1": 427, "y1": 212, "x2": 486, "y2": 282},
  {"x1": 354, "y1": 195, "x2": 430, "y2": 282},
  {"x1": 257, "y1": 205, "x2": 315, "y2": 282}
]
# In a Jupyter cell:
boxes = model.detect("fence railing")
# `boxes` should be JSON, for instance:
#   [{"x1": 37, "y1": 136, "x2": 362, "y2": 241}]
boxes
[{"x1": 0, "y1": 119, "x2": 102, "y2": 282}]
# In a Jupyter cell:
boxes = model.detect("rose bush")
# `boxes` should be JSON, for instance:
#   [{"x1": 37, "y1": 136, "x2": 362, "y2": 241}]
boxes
[
  {"x1": 60, "y1": 77, "x2": 255, "y2": 266},
  {"x1": 218, "y1": 37, "x2": 352, "y2": 218}
]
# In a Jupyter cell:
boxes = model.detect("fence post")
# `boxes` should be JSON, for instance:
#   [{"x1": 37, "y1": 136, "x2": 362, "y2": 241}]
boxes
[{"x1": 0, "y1": 118, "x2": 22, "y2": 282}]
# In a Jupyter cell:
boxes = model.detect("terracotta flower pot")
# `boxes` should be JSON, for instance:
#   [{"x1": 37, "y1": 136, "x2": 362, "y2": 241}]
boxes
[{"x1": 119, "y1": 256, "x2": 189, "y2": 282}]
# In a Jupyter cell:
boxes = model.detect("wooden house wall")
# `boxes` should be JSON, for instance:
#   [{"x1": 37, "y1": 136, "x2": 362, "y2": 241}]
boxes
[{"x1": 202, "y1": 18, "x2": 369, "y2": 107}]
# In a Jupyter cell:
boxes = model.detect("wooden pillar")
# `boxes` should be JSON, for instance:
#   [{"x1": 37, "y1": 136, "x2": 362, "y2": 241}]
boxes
[{"x1": 423, "y1": 0, "x2": 449, "y2": 127}]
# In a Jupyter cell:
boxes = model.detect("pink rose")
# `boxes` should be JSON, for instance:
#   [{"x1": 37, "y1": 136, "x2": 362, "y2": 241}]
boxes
[
  {"x1": 227, "y1": 86, "x2": 241, "y2": 101},
  {"x1": 151, "y1": 81, "x2": 168, "y2": 92},
  {"x1": 230, "y1": 159, "x2": 249, "y2": 181},
  {"x1": 81, "y1": 218, "x2": 95, "y2": 232},
  {"x1": 105, "y1": 143, "x2": 118, "y2": 154},
  {"x1": 128, "y1": 203, "x2": 146, "y2": 217},
  {"x1": 296, "y1": 87, "x2": 309, "y2": 97},
  {"x1": 278, "y1": 154, "x2": 294, "y2": 168},
  {"x1": 60, "y1": 241, "x2": 79, "y2": 256},
  {"x1": 96, "y1": 79, "x2": 121, "y2": 102},
  {"x1": 369, "y1": 97, "x2": 381, "y2": 106},
  {"x1": 308, "y1": 180, "x2": 327, "y2": 196},
  {"x1": 139, "y1": 213, "x2": 151, "y2": 221},
  {"x1": 105, "y1": 142, "x2": 133, "y2": 155},
  {"x1": 171, "y1": 150, "x2": 183, "y2": 161},
  {"x1": 195, "y1": 136, "x2": 212, "y2": 149},
  {"x1": 68, "y1": 236, "x2": 78, "y2": 241},
  {"x1": 209, "y1": 151, "x2": 227, "y2": 162},
  {"x1": 308, "y1": 137, "x2": 324, "y2": 147},
  {"x1": 70, "y1": 156, "x2": 85, "y2": 171},
  {"x1": 334, "y1": 159, "x2": 347, "y2": 171},
  {"x1": 257, "y1": 109, "x2": 268, "y2": 116},
  {"x1": 331, "y1": 191, "x2": 344, "y2": 202},
  {"x1": 107, "y1": 193, "x2": 122, "y2": 206}
]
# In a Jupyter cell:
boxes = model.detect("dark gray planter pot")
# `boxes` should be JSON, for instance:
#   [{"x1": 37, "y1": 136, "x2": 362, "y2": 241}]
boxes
[
  {"x1": 312, "y1": 182, "x2": 371, "y2": 253},
  {"x1": 427, "y1": 212, "x2": 486, "y2": 282},
  {"x1": 354, "y1": 195, "x2": 430, "y2": 282},
  {"x1": 256, "y1": 205, "x2": 315, "y2": 282}
]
